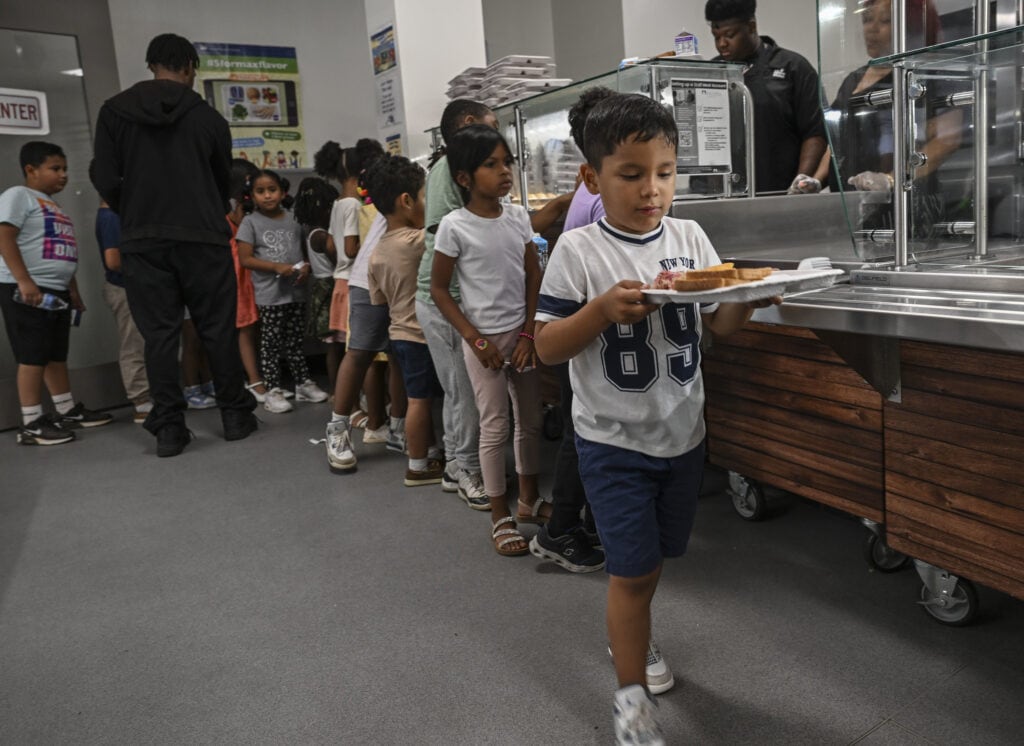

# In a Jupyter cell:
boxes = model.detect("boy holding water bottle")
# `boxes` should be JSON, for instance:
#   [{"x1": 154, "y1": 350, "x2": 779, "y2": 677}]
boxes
[{"x1": 0, "y1": 141, "x2": 112, "y2": 445}]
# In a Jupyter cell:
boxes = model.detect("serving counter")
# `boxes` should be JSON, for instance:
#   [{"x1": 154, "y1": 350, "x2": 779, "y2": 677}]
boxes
[{"x1": 669, "y1": 2, "x2": 1024, "y2": 625}]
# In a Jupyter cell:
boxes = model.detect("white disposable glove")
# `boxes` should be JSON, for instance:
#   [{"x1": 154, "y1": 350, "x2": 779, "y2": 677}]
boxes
[
  {"x1": 787, "y1": 174, "x2": 821, "y2": 194},
  {"x1": 847, "y1": 171, "x2": 893, "y2": 192}
]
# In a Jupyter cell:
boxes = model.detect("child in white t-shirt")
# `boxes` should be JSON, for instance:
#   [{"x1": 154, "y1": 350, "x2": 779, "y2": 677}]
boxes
[
  {"x1": 534, "y1": 93, "x2": 781, "y2": 746},
  {"x1": 431, "y1": 125, "x2": 550, "y2": 557}
]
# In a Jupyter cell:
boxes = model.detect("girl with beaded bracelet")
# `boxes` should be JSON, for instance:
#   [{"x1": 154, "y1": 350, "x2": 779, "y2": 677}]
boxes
[{"x1": 431, "y1": 124, "x2": 550, "y2": 557}]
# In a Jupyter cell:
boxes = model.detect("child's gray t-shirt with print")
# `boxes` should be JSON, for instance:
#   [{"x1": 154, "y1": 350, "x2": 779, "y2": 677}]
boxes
[{"x1": 236, "y1": 210, "x2": 306, "y2": 306}]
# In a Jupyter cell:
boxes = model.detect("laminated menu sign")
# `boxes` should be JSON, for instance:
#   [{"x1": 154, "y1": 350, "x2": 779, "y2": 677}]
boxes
[
  {"x1": 671, "y1": 79, "x2": 731, "y2": 174},
  {"x1": 194, "y1": 42, "x2": 308, "y2": 168},
  {"x1": 369, "y1": 21, "x2": 405, "y2": 154}
]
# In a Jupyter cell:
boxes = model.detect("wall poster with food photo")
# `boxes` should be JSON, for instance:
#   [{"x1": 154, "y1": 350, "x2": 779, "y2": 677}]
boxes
[{"x1": 194, "y1": 41, "x2": 308, "y2": 168}]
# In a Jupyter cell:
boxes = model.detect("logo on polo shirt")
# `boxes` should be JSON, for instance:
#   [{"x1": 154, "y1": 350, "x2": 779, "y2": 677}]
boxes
[{"x1": 773, "y1": 68, "x2": 786, "y2": 79}]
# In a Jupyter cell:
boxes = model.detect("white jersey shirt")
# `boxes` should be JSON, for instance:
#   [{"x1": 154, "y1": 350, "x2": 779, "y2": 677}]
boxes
[{"x1": 536, "y1": 217, "x2": 722, "y2": 458}]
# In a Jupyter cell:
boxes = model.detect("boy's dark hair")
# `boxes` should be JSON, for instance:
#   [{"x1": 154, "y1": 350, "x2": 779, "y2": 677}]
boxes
[
  {"x1": 446, "y1": 124, "x2": 513, "y2": 204},
  {"x1": 583, "y1": 94, "x2": 678, "y2": 170},
  {"x1": 21, "y1": 142, "x2": 65, "y2": 173},
  {"x1": 568, "y1": 86, "x2": 616, "y2": 154},
  {"x1": 705, "y1": 0, "x2": 756, "y2": 22},
  {"x1": 440, "y1": 99, "x2": 492, "y2": 147},
  {"x1": 292, "y1": 177, "x2": 339, "y2": 229},
  {"x1": 145, "y1": 33, "x2": 200, "y2": 72},
  {"x1": 364, "y1": 154, "x2": 425, "y2": 216}
]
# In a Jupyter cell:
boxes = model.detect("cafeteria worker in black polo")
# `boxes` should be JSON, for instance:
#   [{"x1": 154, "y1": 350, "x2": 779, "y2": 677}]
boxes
[{"x1": 705, "y1": 0, "x2": 827, "y2": 195}]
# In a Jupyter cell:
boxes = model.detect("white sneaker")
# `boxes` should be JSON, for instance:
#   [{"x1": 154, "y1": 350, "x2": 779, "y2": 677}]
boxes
[
  {"x1": 441, "y1": 461, "x2": 459, "y2": 492},
  {"x1": 326, "y1": 420, "x2": 357, "y2": 471},
  {"x1": 607, "y1": 640, "x2": 675, "y2": 695},
  {"x1": 644, "y1": 640, "x2": 674, "y2": 694},
  {"x1": 263, "y1": 387, "x2": 294, "y2": 414},
  {"x1": 613, "y1": 685, "x2": 664, "y2": 746},
  {"x1": 363, "y1": 424, "x2": 388, "y2": 444},
  {"x1": 295, "y1": 379, "x2": 328, "y2": 402},
  {"x1": 386, "y1": 427, "x2": 407, "y2": 454},
  {"x1": 457, "y1": 470, "x2": 490, "y2": 510}
]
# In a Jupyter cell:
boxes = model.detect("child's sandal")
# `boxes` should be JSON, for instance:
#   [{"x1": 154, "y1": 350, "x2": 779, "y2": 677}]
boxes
[
  {"x1": 491, "y1": 516, "x2": 529, "y2": 557},
  {"x1": 350, "y1": 409, "x2": 369, "y2": 429},
  {"x1": 516, "y1": 498, "x2": 553, "y2": 525}
]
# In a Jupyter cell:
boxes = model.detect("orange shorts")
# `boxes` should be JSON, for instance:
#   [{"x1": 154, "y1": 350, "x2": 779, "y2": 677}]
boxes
[
  {"x1": 232, "y1": 241, "x2": 258, "y2": 328},
  {"x1": 328, "y1": 277, "x2": 350, "y2": 337}
]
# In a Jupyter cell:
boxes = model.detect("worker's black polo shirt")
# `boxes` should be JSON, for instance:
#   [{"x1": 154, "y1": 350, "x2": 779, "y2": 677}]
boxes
[{"x1": 716, "y1": 36, "x2": 825, "y2": 193}]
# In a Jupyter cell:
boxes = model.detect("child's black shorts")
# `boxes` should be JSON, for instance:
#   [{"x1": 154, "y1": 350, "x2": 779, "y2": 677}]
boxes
[{"x1": 0, "y1": 282, "x2": 72, "y2": 366}]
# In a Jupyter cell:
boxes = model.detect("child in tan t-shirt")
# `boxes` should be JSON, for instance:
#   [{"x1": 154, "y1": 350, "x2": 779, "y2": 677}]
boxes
[{"x1": 364, "y1": 155, "x2": 443, "y2": 486}]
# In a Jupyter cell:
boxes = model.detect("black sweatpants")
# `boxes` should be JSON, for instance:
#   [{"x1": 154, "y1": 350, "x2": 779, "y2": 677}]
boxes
[
  {"x1": 121, "y1": 243, "x2": 255, "y2": 434},
  {"x1": 547, "y1": 361, "x2": 595, "y2": 537}
]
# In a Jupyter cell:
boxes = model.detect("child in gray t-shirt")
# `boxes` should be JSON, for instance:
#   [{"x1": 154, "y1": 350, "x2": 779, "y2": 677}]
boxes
[{"x1": 236, "y1": 170, "x2": 328, "y2": 412}]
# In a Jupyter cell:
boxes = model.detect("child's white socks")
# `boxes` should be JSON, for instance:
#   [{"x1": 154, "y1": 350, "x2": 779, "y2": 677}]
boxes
[{"x1": 52, "y1": 392, "x2": 74, "y2": 415}]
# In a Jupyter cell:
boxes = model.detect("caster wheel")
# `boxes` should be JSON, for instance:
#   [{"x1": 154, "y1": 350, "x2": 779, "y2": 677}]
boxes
[
  {"x1": 728, "y1": 471, "x2": 767, "y2": 521},
  {"x1": 919, "y1": 578, "x2": 979, "y2": 626},
  {"x1": 863, "y1": 532, "x2": 911, "y2": 573}
]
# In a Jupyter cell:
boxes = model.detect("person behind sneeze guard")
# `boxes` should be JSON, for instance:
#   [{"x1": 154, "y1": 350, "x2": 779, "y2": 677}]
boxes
[
  {"x1": 811, "y1": 0, "x2": 962, "y2": 218},
  {"x1": 705, "y1": 0, "x2": 827, "y2": 195}
]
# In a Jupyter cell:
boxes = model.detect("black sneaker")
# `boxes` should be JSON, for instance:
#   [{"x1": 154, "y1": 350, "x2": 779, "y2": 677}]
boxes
[
  {"x1": 529, "y1": 525, "x2": 605, "y2": 573},
  {"x1": 58, "y1": 402, "x2": 114, "y2": 429},
  {"x1": 222, "y1": 410, "x2": 259, "y2": 441},
  {"x1": 582, "y1": 526, "x2": 602, "y2": 550},
  {"x1": 156, "y1": 423, "x2": 192, "y2": 457},
  {"x1": 18, "y1": 414, "x2": 76, "y2": 446}
]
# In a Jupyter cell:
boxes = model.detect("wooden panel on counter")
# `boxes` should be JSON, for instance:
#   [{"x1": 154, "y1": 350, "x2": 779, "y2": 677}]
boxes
[
  {"x1": 885, "y1": 341, "x2": 1024, "y2": 601},
  {"x1": 704, "y1": 323, "x2": 884, "y2": 521}
]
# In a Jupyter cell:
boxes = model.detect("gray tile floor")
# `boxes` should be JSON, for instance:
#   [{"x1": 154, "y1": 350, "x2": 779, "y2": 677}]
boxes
[{"x1": 1, "y1": 401, "x2": 1021, "y2": 744}]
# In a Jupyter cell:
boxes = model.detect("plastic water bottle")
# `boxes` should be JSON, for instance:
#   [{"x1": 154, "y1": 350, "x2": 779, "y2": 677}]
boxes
[
  {"x1": 13, "y1": 289, "x2": 69, "y2": 310},
  {"x1": 674, "y1": 30, "x2": 699, "y2": 58},
  {"x1": 533, "y1": 234, "x2": 549, "y2": 271}
]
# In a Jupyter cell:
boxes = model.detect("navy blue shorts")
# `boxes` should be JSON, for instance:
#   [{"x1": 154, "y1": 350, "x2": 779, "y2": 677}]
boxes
[
  {"x1": 390, "y1": 339, "x2": 442, "y2": 399},
  {"x1": 0, "y1": 283, "x2": 71, "y2": 366},
  {"x1": 576, "y1": 436, "x2": 704, "y2": 577}
]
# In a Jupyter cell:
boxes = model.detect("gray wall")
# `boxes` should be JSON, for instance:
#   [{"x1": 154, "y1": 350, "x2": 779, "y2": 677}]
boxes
[
  {"x1": 482, "y1": 0, "x2": 556, "y2": 63},
  {"x1": 551, "y1": 0, "x2": 625, "y2": 82}
]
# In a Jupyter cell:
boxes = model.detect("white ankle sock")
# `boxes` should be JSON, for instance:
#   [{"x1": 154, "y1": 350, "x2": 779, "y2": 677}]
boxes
[
  {"x1": 390, "y1": 416, "x2": 405, "y2": 433},
  {"x1": 21, "y1": 404, "x2": 43, "y2": 425},
  {"x1": 409, "y1": 457, "x2": 428, "y2": 471},
  {"x1": 52, "y1": 392, "x2": 74, "y2": 414},
  {"x1": 332, "y1": 413, "x2": 349, "y2": 428}
]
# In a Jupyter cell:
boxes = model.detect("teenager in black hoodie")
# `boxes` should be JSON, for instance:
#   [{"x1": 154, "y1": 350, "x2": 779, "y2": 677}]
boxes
[{"x1": 91, "y1": 33, "x2": 257, "y2": 456}]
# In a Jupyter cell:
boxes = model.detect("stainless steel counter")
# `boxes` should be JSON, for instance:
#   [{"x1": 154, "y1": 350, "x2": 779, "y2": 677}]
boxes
[
  {"x1": 672, "y1": 195, "x2": 1024, "y2": 353},
  {"x1": 755, "y1": 283, "x2": 1024, "y2": 352}
]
